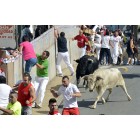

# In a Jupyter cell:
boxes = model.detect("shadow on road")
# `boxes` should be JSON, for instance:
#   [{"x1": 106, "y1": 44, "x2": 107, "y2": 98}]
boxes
[
  {"x1": 122, "y1": 73, "x2": 140, "y2": 79},
  {"x1": 77, "y1": 100, "x2": 96, "y2": 108},
  {"x1": 77, "y1": 99, "x2": 129, "y2": 108},
  {"x1": 107, "y1": 100, "x2": 129, "y2": 102}
]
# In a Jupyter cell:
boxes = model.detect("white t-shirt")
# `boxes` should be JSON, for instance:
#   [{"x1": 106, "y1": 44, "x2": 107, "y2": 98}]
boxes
[
  {"x1": 0, "y1": 84, "x2": 12, "y2": 107},
  {"x1": 92, "y1": 25, "x2": 99, "y2": 32},
  {"x1": 101, "y1": 35, "x2": 111, "y2": 49},
  {"x1": 95, "y1": 34, "x2": 102, "y2": 44},
  {"x1": 57, "y1": 83, "x2": 80, "y2": 108},
  {"x1": 110, "y1": 36, "x2": 121, "y2": 48}
]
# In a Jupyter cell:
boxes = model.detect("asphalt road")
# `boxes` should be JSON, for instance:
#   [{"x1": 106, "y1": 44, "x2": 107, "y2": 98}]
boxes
[{"x1": 59, "y1": 65, "x2": 140, "y2": 115}]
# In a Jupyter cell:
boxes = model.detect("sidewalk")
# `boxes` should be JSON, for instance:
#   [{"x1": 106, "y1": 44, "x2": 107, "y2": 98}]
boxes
[{"x1": 32, "y1": 64, "x2": 77, "y2": 115}]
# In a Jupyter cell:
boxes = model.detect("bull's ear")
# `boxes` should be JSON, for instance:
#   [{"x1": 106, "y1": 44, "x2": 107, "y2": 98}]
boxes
[
  {"x1": 74, "y1": 59, "x2": 80, "y2": 63},
  {"x1": 82, "y1": 75, "x2": 89, "y2": 80},
  {"x1": 96, "y1": 76, "x2": 103, "y2": 81}
]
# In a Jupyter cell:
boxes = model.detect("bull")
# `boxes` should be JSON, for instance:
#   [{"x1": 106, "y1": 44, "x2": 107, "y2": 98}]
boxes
[
  {"x1": 75, "y1": 55, "x2": 99, "y2": 86},
  {"x1": 83, "y1": 67, "x2": 132, "y2": 109}
]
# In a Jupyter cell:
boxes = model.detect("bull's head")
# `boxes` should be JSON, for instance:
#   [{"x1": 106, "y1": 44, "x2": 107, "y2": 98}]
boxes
[
  {"x1": 79, "y1": 58, "x2": 94, "y2": 75},
  {"x1": 83, "y1": 75, "x2": 103, "y2": 92}
]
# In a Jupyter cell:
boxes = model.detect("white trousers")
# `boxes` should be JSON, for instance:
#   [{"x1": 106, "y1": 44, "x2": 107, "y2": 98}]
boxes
[
  {"x1": 34, "y1": 76, "x2": 49, "y2": 106},
  {"x1": 112, "y1": 46, "x2": 119, "y2": 64},
  {"x1": 56, "y1": 52, "x2": 74, "y2": 74},
  {"x1": 94, "y1": 43, "x2": 101, "y2": 60},
  {"x1": 78, "y1": 46, "x2": 86, "y2": 58},
  {"x1": 118, "y1": 47, "x2": 123, "y2": 55},
  {"x1": 110, "y1": 47, "x2": 113, "y2": 59}
]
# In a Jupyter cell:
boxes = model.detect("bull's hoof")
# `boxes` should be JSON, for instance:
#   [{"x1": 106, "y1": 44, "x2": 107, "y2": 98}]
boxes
[
  {"x1": 89, "y1": 105, "x2": 96, "y2": 109},
  {"x1": 102, "y1": 99, "x2": 106, "y2": 104},
  {"x1": 105, "y1": 98, "x2": 109, "y2": 102},
  {"x1": 128, "y1": 96, "x2": 132, "y2": 101}
]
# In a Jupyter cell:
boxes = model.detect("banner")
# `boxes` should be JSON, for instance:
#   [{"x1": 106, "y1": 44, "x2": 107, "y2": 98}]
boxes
[{"x1": 0, "y1": 25, "x2": 17, "y2": 49}]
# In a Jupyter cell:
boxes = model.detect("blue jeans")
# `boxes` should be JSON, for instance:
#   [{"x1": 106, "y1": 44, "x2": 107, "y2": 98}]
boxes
[
  {"x1": 25, "y1": 58, "x2": 37, "y2": 73},
  {"x1": 22, "y1": 106, "x2": 32, "y2": 115}
]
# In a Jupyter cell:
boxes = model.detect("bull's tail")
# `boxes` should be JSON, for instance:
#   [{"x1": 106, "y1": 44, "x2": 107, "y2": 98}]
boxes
[{"x1": 116, "y1": 67, "x2": 128, "y2": 72}]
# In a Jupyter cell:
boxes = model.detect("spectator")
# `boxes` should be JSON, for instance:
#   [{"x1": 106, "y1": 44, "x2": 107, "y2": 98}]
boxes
[
  {"x1": 34, "y1": 51, "x2": 50, "y2": 108},
  {"x1": 93, "y1": 31, "x2": 102, "y2": 60},
  {"x1": 0, "y1": 90, "x2": 21, "y2": 115},
  {"x1": 13, "y1": 72, "x2": 35, "y2": 90},
  {"x1": 90, "y1": 25, "x2": 100, "y2": 43},
  {"x1": 19, "y1": 35, "x2": 37, "y2": 73},
  {"x1": 0, "y1": 49, "x2": 20, "y2": 65},
  {"x1": 20, "y1": 25, "x2": 33, "y2": 43},
  {"x1": 54, "y1": 28, "x2": 74, "y2": 77},
  {"x1": 50, "y1": 25, "x2": 54, "y2": 28},
  {"x1": 99, "y1": 30, "x2": 111, "y2": 65},
  {"x1": 110, "y1": 30, "x2": 122, "y2": 65},
  {"x1": 117, "y1": 30, "x2": 124, "y2": 65},
  {"x1": 34, "y1": 25, "x2": 42, "y2": 39},
  {"x1": 5, "y1": 49, "x2": 20, "y2": 59},
  {"x1": 0, "y1": 68, "x2": 5, "y2": 77},
  {"x1": 126, "y1": 35, "x2": 135, "y2": 65},
  {"x1": 48, "y1": 98, "x2": 61, "y2": 115},
  {"x1": 0, "y1": 76, "x2": 12, "y2": 115},
  {"x1": 17, "y1": 74, "x2": 36, "y2": 115},
  {"x1": 72, "y1": 30, "x2": 91, "y2": 58},
  {"x1": 50, "y1": 76, "x2": 81, "y2": 115}
]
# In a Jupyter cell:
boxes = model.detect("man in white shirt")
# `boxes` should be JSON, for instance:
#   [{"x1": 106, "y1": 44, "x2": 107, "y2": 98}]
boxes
[
  {"x1": 50, "y1": 76, "x2": 81, "y2": 115},
  {"x1": 110, "y1": 30, "x2": 122, "y2": 65},
  {"x1": 93, "y1": 32, "x2": 102, "y2": 60},
  {"x1": 0, "y1": 76, "x2": 12, "y2": 115},
  {"x1": 100, "y1": 30, "x2": 111, "y2": 65},
  {"x1": 91, "y1": 25, "x2": 100, "y2": 43}
]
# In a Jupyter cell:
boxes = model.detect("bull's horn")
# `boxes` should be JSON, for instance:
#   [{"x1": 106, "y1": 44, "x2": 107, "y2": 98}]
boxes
[
  {"x1": 116, "y1": 67, "x2": 128, "y2": 72},
  {"x1": 81, "y1": 75, "x2": 89, "y2": 80},
  {"x1": 74, "y1": 59, "x2": 80, "y2": 63},
  {"x1": 88, "y1": 58, "x2": 93, "y2": 62}
]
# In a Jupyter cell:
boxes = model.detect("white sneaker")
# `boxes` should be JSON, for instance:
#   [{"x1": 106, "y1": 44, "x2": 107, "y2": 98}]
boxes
[
  {"x1": 35, "y1": 103, "x2": 42, "y2": 108},
  {"x1": 32, "y1": 102, "x2": 36, "y2": 108}
]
